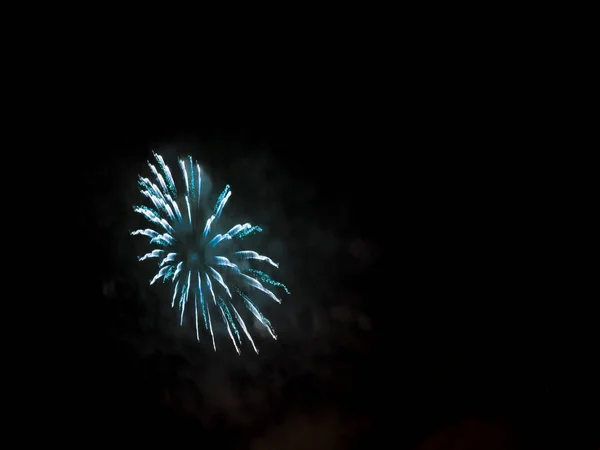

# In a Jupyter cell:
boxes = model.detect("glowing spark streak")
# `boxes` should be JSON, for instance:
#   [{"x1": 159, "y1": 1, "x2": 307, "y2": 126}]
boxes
[
  {"x1": 180, "y1": 271, "x2": 191, "y2": 325},
  {"x1": 131, "y1": 229, "x2": 159, "y2": 239},
  {"x1": 205, "y1": 273, "x2": 217, "y2": 306},
  {"x1": 204, "y1": 283, "x2": 216, "y2": 351},
  {"x1": 213, "y1": 187, "x2": 231, "y2": 220},
  {"x1": 150, "y1": 233, "x2": 173, "y2": 246},
  {"x1": 179, "y1": 159, "x2": 189, "y2": 193},
  {"x1": 194, "y1": 291, "x2": 200, "y2": 341},
  {"x1": 234, "y1": 250, "x2": 279, "y2": 268},
  {"x1": 237, "y1": 272, "x2": 281, "y2": 303},
  {"x1": 159, "y1": 252, "x2": 178, "y2": 267},
  {"x1": 203, "y1": 215, "x2": 215, "y2": 238},
  {"x1": 198, "y1": 272, "x2": 208, "y2": 329},
  {"x1": 218, "y1": 301, "x2": 240, "y2": 354},
  {"x1": 138, "y1": 249, "x2": 164, "y2": 261},
  {"x1": 230, "y1": 303, "x2": 258, "y2": 353},
  {"x1": 238, "y1": 290, "x2": 277, "y2": 339},
  {"x1": 209, "y1": 223, "x2": 251, "y2": 247},
  {"x1": 213, "y1": 256, "x2": 237, "y2": 268},
  {"x1": 172, "y1": 280, "x2": 179, "y2": 308},
  {"x1": 150, "y1": 265, "x2": 172, "y2": 284},
  {"x1": 173, "y1": 261, "x2": 183, "y2": 282},
  {"x1": 188, "y1": 156, "x2": 195, "y2": 194},
  {"x1": 207, "y1": 266, "x2": 232, "y2": 298},
  {"x1": 166, "y1": 194, "x2": 183, "y2": 222},
  {"x1": 148, "y1": 163, "x2": 169, "y2": 197},
  {"x1": 196, "y1": 163, "x2": 202, "y2": 208},
  {"x1": 153, "y1": 152, "x2": 177, "y2": 196},
  {"x1": 134, "y1": 207, "x2": 174, "y2": 234},
  {"x1": 185, "y1": 195, "x2": 192, "y2": 226}
]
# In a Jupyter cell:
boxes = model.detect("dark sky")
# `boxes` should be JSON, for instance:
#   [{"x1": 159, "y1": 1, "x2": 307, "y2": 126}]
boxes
[{"x1": 55, "y1": 63, "x2": 598, "y2": 449}]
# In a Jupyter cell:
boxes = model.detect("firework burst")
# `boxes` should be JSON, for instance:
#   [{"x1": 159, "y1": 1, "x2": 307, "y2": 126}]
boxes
[{"x1": 131, "y1": 152, "x2": 289, "y2": 353}]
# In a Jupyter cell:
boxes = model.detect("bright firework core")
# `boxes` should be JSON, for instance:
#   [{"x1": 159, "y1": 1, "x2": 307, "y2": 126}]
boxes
[
  {"x1": 187, "y1": 250, "x2": 203, "y2": 266},
  {"x1": 180, "y1": 231, "x2": 208, "y2": 266}
]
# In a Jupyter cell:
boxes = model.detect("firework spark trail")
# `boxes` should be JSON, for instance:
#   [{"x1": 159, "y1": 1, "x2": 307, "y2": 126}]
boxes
[{"x1": 131, "y1": 153, "x2": 289, "y2": 353}]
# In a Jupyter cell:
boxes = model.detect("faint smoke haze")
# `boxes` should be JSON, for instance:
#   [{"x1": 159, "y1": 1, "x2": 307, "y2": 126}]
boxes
[{"x1": 93, "y1": 137, "x2": 374, "y2": 438}]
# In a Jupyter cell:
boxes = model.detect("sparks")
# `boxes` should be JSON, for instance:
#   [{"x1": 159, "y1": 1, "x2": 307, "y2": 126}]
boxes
[{"x1": 132, "y1": 152, "x2": 289, "y2": 353}]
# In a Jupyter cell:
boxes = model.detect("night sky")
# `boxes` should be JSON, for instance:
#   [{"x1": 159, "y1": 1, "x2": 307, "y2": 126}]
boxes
[{"x1": 60, "y1": 69, "x2": 598, "y2": 449}]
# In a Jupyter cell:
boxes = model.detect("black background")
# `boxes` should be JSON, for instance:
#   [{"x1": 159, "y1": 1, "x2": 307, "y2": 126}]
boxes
[{"x1": 43, "y1": 42, "x2": 598, "y2": 449}]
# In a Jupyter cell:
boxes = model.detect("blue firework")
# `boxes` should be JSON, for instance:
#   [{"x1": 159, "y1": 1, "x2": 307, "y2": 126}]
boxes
[{"x1": 131, "y1": 152, "x2": 289, "y2": 353}]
